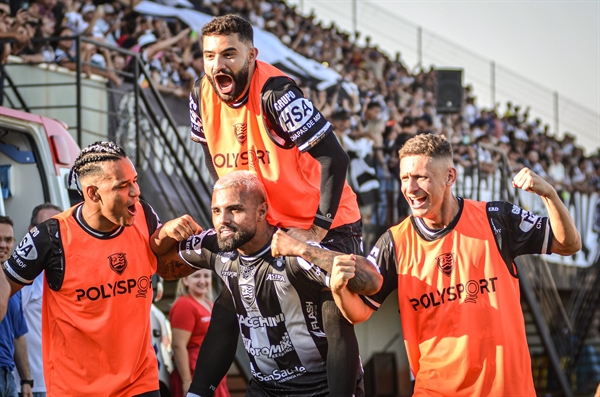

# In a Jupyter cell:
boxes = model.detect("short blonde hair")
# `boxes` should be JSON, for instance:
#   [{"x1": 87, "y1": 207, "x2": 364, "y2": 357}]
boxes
[
  {"x1": 213, "y1": 170, "x2": 267, "y2": 204},
  {"x1": 399, "y1": 133, "x2": 453, "y2": 161}
]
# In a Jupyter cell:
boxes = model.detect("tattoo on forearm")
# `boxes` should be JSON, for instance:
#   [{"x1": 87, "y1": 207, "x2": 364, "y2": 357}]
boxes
[
  {"x1": 349, "y1": 257, "x2": 380, "y2": 295},
  {"x1": 157, "y1": 256, "x2": 195, "y2": 280},
  {"x1": 303, "y1": 247, "x2": 381, "y2": 295}
]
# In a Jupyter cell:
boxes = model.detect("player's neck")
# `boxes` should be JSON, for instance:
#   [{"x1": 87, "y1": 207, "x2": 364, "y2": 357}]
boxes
[
  {"x1": 422, "y1": 195, "x2": 460, "y2": 230},
  {"x1": 237, "y1": 223, "x2": 275, "y2": 256},
  {"x1": 80, "y1": 202, "x2": 121, "y2": 233}
]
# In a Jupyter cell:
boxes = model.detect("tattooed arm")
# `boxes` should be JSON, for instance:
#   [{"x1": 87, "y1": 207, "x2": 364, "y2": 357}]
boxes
[
  {"x1": 330, "y1": 255, "x2": 375, "y2": 324},
  {"x1": 155, "y1": 237, "x2": 211, "y2": 281},
  {"x1": 271, "y1": 230, "x2": 382, "y2": 295}
]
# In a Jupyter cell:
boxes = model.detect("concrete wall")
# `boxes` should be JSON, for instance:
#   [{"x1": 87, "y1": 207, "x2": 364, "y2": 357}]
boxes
[{"x1": 4, "y1": 57, "x2": 111, "y2": 146}]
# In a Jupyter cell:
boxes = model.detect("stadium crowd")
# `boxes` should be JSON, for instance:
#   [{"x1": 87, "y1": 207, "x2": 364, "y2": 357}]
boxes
[
  {"x1": 1, "y1": 0, "x2": 598, "y2": 221},
  {"x1": 0, "y1": 0, "x2": 598, "y2": 395}
]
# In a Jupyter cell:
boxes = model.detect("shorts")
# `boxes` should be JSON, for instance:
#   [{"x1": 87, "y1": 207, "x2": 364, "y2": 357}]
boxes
[{"x1": 321, "y1": 219, "x2": 363, "y2": 255}]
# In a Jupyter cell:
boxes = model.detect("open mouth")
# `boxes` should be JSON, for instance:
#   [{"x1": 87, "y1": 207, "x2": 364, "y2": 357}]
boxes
[
  {"x1": 127, "y1": 204, "x2": 137, "y2": 216},
  {"x1": 215, "y1": 73, "x2": 233, "y2": 94},
  {"x1": 408, "y1": 195, "x2": 427, "y2": 208}
]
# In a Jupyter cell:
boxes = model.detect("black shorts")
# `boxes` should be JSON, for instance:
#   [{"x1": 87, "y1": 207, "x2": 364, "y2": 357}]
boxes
[{"x1": 321, "y1": 219, "x2": 363, "y2": 255}]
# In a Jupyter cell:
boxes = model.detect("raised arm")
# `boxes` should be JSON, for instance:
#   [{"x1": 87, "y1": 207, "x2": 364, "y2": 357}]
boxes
[
  {"x1": 271, "y1": 230, "x2": 382, "y2": 295},
  {"x1": 154, "y1": 226, "x2": 214, "y2": 281},
  {"x1": 150, "y1": 214, "x2": 202, "y2": 256},
  {"x1": 512, "y1": 167, "x2": 581, "y2": 255}
]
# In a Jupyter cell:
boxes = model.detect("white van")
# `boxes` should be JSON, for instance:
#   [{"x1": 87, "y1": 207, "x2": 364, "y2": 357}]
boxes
[{"x1": 0, "y1": 106, "x2": 80, "y2": 241}]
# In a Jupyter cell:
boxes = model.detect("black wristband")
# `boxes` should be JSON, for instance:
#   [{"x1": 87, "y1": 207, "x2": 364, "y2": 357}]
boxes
[{"x1": 20, "y1": 379, "x2": 34, "y2": 387}]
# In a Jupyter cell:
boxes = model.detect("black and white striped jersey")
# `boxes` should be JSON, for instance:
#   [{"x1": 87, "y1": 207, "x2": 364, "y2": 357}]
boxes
[{"x1": 178, "y1": 229, "x2": 332, "y2": 394}]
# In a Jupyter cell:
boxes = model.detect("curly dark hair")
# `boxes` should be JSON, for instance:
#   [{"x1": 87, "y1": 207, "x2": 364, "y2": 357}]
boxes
[{"x1": 202, "y1": 14, "x2": 253, "y2": 46}]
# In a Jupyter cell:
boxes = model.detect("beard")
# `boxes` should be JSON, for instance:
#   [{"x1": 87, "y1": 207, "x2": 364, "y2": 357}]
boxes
[
  {"x1": 207, "y1": 59, "x2": 250, "y2": 104},
  {"x1": 217, "y1": 225, "x2": 255, "y2": 251}
]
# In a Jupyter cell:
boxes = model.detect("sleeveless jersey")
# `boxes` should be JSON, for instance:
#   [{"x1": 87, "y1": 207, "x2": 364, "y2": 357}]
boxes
[
  {"x1": 365, "y1": 199, "x2": 552, "y2": 397},
  {"x1": 177, "y1": 230, "x2": 332, "y2": 396},
  {"x1": 4, "y1": 202, "x2": 160, "y2": 397},
  {"x1": 196, "y1": 61, "x2": 359, "y2": 230}
]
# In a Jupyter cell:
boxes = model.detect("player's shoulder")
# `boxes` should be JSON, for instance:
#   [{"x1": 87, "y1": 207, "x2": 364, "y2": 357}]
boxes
[{"x1": 262, "y1": 76, "x2": 298, "y2": 93}]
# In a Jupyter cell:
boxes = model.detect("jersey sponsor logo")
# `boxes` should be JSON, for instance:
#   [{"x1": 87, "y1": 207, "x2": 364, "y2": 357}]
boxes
[
  {"x1": 488, "y1": 206, "x2": 499, "y2": 212},
  {"x1": 184, "y1": 230, "x2": 216, "y2": 258},
  {"x1": 305, "y1": 301, "x2": 325, "y2": 337},
  {"x1": 212, "y1": 150, "x2": 271, "y2": 169},
  {"x1": 240, "y1": 284, "x2": 255, "y2": 305},
  {"x1": 243, "y1": 332, "x2": 294, "y2": 358},
  {"x1": 75, "y1": 275, "x2": 152, "y2": 302},
  {"x1": 108, "y1": 253, "x2": 128, "y2": 275},
  {"x1": 238, "y1": 313, "x2": 285, "y2": 329},
  {"x1": 278, "y1": 97, "x2": 316, "y2": 134},
  {"x1": 15, "y1": 234, "x2": 38, "y2": 262},
  {"x1": 233, "y1": 123, "x2": 248, "y2": 145},
  {"x1": 266, "y1": 273, "x2": 285, "y2": 282},
  {"x1": 409, "y1": 277, "x2": 498, "y2": 311},
  {"x1": 288, "y1": 112, "x2": 322, "y2": 143},
  {"x1": 436, "y1": 253, "x2": 454, "y2": 277},
  {"x1": 251, "y1": 364, "x2": 306, "y2": 383},
  {"x1": 273, "y1": 90, "x2": 297, "y2": 112},
  {"x1": 519, "y1": 210, "x2": 542, "y2": 233}
]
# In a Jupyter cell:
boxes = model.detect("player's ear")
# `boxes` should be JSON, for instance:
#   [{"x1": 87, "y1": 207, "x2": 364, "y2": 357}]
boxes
[
  {"x1": 446, "y1": 166, "x2": 457, "y2": 186},
  {"x1": 85, "y1": 185, "x2": 101, "y2": 202},
  {"x1": 257, "y1": 201, "x2": 267, "y2": 221},
  {"x1": 248, "y1": 47, "x2": 258, "y2": 63}
]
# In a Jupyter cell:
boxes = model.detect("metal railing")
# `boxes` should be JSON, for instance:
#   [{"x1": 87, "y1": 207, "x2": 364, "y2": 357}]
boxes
[{"x1": 2, "y1": 35, "x2": 213, "y2": 226}]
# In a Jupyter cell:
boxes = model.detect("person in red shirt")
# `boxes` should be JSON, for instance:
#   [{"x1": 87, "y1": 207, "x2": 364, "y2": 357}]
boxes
[{"x1": 170, "y1": 269, "x2": 229, "y2": 397}]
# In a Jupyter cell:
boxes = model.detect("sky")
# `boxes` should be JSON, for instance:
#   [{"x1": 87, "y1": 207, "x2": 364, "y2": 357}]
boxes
[{"x1": 288, "y1": 0, "x2": 600, "y2": 152}]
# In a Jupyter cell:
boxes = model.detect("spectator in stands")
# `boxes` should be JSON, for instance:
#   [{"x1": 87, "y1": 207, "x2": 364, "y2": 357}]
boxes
[
  {"x1": 27, "y1": 0, "x2": 56, "y2": 22},
  {"x1": 13, "y1": 203, "x2": 62, "y2": 397},
  {"x1": 89, "y1": 3, "x2": 120, "y2": 46},
  {"x1": 137, "y1": 27, "x2": 190, "y2": 96},
  {"x1": 169, "y1": 269, "x2": 230, "y2": 397},
  {"x1": 18, "y1": 16, "x2": 55, "y2": 64},
  {"x1": 474, "y1": 133, "x2": 497, "y2": 178},
  {"x1": 416, "y1": 113, "x2": 435, "y2": 135},
  {"x1": 183, "y1": 48, "x2": 203, "y2": 81},
  {"x1": 0, "y1": 0, "x2": 29, "y2": 104},
  {"x1": 53, "y1": 26, "x2": 78, "y2": 70},
  {"x1": 547, "y1": 147, "x2": 568, "y2": 197}
]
